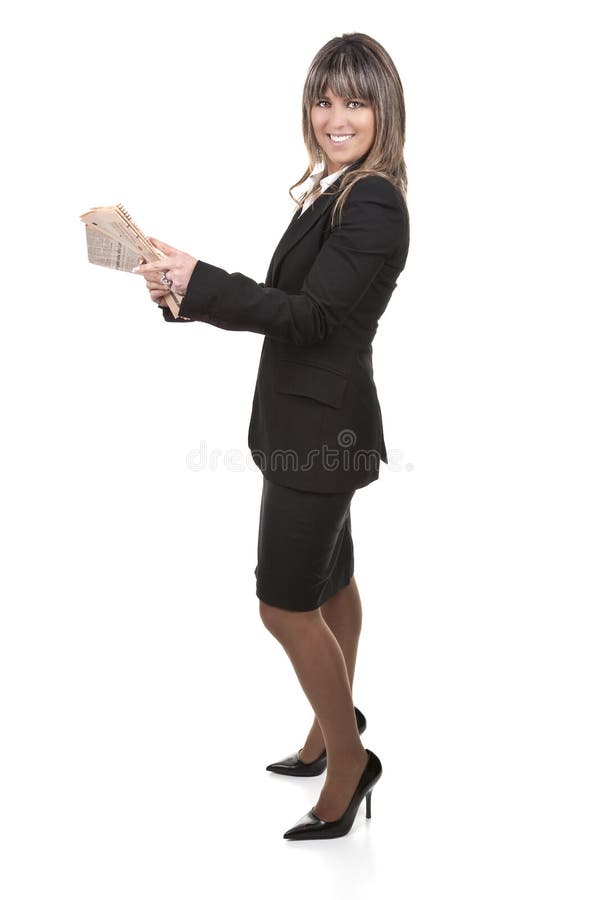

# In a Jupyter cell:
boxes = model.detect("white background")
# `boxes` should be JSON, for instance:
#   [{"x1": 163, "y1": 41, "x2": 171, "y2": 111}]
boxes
[{"x1": 1, "y1": 1, "x2": 598, "y2": 897}]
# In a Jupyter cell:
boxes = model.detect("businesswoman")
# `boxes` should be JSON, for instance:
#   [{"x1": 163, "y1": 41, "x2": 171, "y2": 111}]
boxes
[{"x1": 134, "y1": 32, "x2": 409, "y2": 840}]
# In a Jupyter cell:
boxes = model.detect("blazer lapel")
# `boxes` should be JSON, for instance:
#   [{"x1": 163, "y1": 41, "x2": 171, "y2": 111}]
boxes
[
  {"x1": 269, "y1": 190, "x2": 337, "y2": 280},
  {"x1": 267, "y1": 157, "x2": 366, "y2": 286}
]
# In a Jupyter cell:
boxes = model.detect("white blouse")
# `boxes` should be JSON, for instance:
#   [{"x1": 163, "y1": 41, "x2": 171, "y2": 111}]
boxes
[{"x1": 299, "y1": 164, "x2": 350, "y2": 216}]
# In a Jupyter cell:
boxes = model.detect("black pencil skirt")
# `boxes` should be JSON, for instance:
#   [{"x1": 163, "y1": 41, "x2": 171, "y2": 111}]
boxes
[{"x1": 254, "y1": 475, "x2": 356, "y2": 612}]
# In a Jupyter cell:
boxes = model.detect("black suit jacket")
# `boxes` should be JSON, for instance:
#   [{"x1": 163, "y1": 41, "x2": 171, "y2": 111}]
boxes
[{"x1": 161, "y1": 160, "x2": 410, "y2": 492}]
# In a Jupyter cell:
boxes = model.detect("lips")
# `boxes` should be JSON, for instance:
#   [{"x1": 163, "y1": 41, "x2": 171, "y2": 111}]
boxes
[{"x1": 328, "y1": 133, "x2": 355, "y2": 144}]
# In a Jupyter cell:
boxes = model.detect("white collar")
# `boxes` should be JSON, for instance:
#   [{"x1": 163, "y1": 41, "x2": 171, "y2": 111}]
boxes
[{"x1": 308, "y1": 164, "x2": 350, "y2": 192}]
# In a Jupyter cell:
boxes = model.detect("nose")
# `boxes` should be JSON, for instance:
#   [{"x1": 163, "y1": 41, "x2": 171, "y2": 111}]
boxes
[
  {"x1": 328, "y1": 118, "x2": 350, "y2": 132},
  {"x1": 327, "y1": 106, "x2": 351, "y2": 132}
]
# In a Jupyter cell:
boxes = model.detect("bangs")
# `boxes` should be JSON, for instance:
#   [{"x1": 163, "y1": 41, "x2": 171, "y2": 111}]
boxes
[{"x1": 307, "y1": 45, "x2": 377, "y2": 103}]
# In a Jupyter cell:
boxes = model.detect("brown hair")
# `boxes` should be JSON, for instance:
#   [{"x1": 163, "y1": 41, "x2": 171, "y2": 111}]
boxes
[{"x1": 289, "y1": 32, "x2": 408, "y2": 228}]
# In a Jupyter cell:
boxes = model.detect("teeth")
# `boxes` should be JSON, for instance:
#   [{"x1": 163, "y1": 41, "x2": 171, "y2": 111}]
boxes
[{"x1": 329, "y1": 134, "x2": 353, "y2": 143}]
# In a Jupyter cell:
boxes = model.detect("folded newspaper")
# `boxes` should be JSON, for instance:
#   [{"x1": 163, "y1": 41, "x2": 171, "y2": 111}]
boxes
[{"x1": 79, "y1": 204, "x2": 186, "y2": 318}]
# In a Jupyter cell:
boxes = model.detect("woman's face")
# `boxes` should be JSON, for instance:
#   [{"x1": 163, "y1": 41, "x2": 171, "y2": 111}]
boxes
[{"x1": 310, "y1": 89, "x2": 376, "y2": 175}]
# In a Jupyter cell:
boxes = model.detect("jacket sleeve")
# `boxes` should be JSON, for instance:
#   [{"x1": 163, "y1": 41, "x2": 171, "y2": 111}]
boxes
[
  {"x1": 163, "y1": 176, "x2": 406, "y2": 345},
  {"x1": 160, "y1": 305, "x2": 263, "y2": 329}
]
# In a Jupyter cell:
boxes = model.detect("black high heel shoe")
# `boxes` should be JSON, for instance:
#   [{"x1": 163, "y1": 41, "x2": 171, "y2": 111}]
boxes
[
  {"x1": 265, "y1": 707, "x2": 367, "y2": 777},
  {"x1": 282, "y1": 748, "x2": 382, "y2": 840}
]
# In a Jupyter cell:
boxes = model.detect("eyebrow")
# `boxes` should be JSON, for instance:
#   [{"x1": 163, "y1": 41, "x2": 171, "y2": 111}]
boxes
[{"x1": 318, "y1": 93, "x2": 362, "y2": 100}]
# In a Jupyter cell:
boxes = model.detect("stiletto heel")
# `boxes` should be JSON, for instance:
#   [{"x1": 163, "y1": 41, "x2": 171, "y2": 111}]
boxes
[
  {"x1": 283, "y1": 748, "x2": 382, "y2": 840},
  {"x1": 266, "y1": 706, "x2": 367, "y2": 777}
]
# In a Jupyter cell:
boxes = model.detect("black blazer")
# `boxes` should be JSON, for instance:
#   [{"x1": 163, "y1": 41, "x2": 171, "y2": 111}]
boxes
[{"x1": 161, "y1": 159, "x2": 410, "y2": 492}]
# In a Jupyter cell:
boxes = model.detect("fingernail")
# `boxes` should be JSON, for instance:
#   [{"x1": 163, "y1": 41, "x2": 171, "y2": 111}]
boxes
[{"x1": 132, "y1": 266, "x2": 139, "y2": 273}]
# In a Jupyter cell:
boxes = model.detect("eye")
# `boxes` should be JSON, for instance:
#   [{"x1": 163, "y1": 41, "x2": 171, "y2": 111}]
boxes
[{"x1": 315, "y1": 98, "x2": 366, "y2": 109}]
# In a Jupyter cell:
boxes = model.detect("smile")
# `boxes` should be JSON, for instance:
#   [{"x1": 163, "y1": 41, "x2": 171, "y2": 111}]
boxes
[{"x1": 328, "y1": 134, "x2": 354, "y2": 144}]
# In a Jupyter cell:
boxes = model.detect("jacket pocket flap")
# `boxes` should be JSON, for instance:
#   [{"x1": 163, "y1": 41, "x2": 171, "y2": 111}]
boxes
[{"x1": 275, "y1": 360, "x2": 348, "y2": 408}]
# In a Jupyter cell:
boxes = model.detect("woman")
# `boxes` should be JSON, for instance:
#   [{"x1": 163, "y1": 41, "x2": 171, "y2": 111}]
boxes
[{"x1": 133, "y1": 32, "x2": 409, "y2": 840}]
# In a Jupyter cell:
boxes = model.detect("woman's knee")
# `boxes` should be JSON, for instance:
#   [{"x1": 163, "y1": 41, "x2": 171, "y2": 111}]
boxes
[
  {"x1": 258, "y1": 598, "x2": 318, "y2": 638},
  {"x1": 259, "y1": 598, "x2": 291, "y2": 635}
]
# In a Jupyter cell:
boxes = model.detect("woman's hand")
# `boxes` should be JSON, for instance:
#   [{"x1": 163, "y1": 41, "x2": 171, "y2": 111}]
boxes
[
  {"x1": 133, "y1": 237, "x2": 198, "y2": 304},
  {"x1": 135, "y1": 255, "x2": 170, "y2": 306}
]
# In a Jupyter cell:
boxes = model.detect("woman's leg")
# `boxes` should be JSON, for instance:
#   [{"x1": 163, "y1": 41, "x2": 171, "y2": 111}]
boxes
[
  {"x1": 299, "y1": 575, "x2": 363, "y2": 762},
  {"x1": 260, "y1": 592, "x2": 368, "y2": 822}
]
